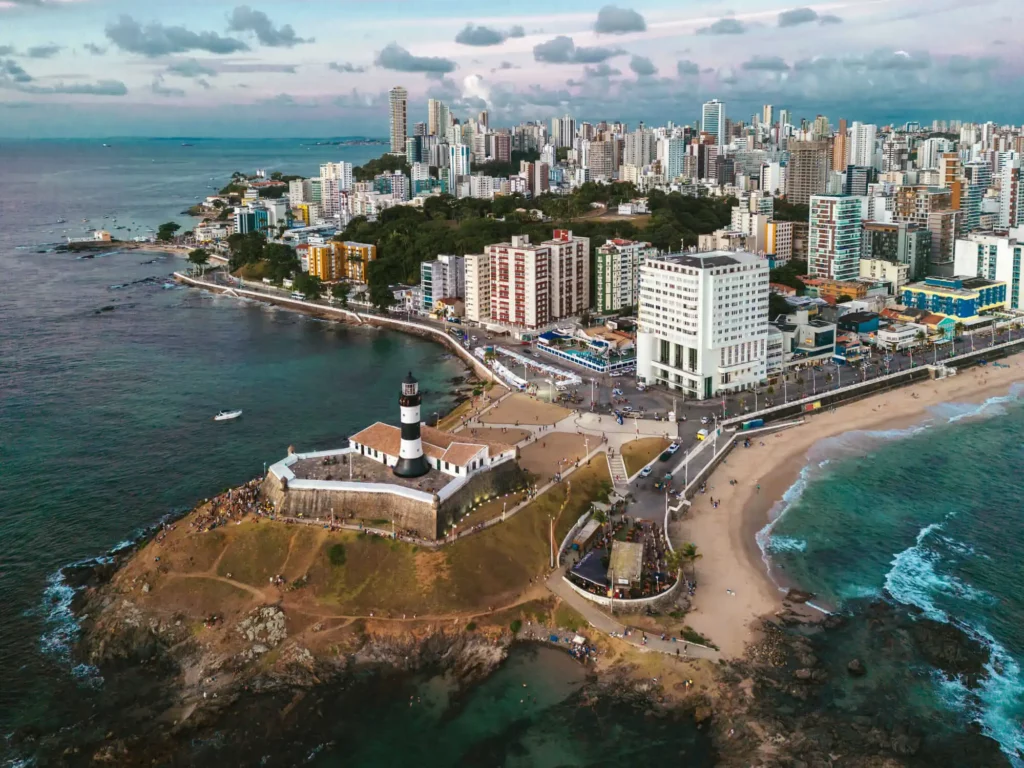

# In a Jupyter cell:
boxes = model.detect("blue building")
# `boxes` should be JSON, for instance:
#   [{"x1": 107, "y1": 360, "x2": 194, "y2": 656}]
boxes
[
  {"x1": 837, "y1": 311, "x2": 880, "y2": 335},
  {"x1": 901, "y1": 276, "x2": 1007, "y2": 320}
]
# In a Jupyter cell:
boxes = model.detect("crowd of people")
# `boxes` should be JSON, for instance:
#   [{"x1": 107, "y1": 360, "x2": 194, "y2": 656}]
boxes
[{"x1": 189, "y1": 478, "x2": 269, "y2": 532}]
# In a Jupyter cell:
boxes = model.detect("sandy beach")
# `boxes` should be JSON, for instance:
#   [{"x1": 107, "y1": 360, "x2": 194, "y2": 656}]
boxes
[{"x1": 677, "y1": 356, "x2": 1024, "y2": 658}]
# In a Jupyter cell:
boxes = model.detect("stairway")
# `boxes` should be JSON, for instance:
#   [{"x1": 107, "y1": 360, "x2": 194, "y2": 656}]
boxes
[{"x1": 609, "y1": 453, "x2": 629, "y2": 487}]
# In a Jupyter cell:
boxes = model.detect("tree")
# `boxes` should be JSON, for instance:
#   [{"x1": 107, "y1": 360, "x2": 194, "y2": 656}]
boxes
[
  {"x1": 156, "y1": 222, "x2": 181, "y2": 242},
  {"x1": 292, "y1": 272, "x2": 323, "y2": 299},
  {"x1": 768, "y1": 292, "x2": 792, "y2": 319},
  {"x1": 332, "y1": 282, "x2": 350, "y2": 307},
  {"x1": 837, "y1": 293, "x2": 854, "y2": 304},
  {"x1": 665, "y1": 550, "x2": 685, "y2": 577},
  {"x1": 188, "y1": 248, "x2": 209, "y2": 272},
  {"x1": 592, "y1": 507, "x2": 608, "y2": 525},
  {"x1": 679, "y1": 542, "x2": 702, "y2": 581}
]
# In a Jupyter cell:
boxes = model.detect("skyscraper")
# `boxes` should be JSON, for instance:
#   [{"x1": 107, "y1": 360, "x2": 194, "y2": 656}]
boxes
[
  {"x1": 701, "y1": 100, "x2": 725, "y2": 146},
  {"x1": 762, "y1": 105, "x2": 774, "y2": 129},
  {"x1": 832, "y1": 119, "x2": 848, "y2": 172},
  {"x1": 389, "y1": 86, "x2": 408, "y2": 155},
  {"x1": 812, "y1": 115, "x2": 830, "y2": 139},
  {"x1": 428, "y1": 99, "x2": 450, "y2": 137},
  {"x1": 809, "y1": 195, "x2": 864, "y2": 281},
  {"x1": 848, "y1": 122, "x2": 877, "y2": 168},
  {"x1": 785, "y1": 141, "x2": 830, "y2": 205}
]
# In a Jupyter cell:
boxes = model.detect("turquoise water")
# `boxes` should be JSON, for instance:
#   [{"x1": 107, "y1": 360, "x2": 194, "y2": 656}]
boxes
[{"x1": 762, "y1": 390, "x2": 1024, "y2": 763}]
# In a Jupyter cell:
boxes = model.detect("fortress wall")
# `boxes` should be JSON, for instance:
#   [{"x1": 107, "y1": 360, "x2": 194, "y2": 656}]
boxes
[
  {"x1": 260, "y1": 474, "x2": 439, "y2": 539},
  {"x1": 437, "y1": 461, "x2": 530, "y2": 530}
]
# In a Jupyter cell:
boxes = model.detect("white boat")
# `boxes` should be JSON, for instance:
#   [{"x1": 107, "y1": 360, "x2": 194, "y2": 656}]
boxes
[{"x1": 214, "y1": 410, "x2": 243, "y2": 421}]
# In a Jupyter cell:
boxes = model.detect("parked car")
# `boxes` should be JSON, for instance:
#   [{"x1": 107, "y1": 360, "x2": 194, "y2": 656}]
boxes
[
  {"x1": 659, "y1": 451, "x2": 672, "y2": 462},
  {"x1": 700, "y1": 416, "x2": 710, "y2": 425},
  {"x1": 666, "y1": 442, "x2": 681, "y2": 454},
  {"x1": 640, "y1": 466, "x2": 653, "y2": 478}
]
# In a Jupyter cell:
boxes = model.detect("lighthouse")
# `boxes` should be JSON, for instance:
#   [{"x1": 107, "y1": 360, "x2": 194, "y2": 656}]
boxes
[{"x1": 393, "y1": 371, "x2": 430, "y2": 478}]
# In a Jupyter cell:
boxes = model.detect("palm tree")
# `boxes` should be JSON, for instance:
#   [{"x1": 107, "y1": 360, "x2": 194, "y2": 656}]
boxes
[
  {"x1": 188, "y1": 248, "x2": 209, "y2": 275},
  {"x1": 679, "y1": 542, "x2": 702, "y2": 582},
  {"x1": 665, "y1": 549, "x2": 685, "y2": 578}
]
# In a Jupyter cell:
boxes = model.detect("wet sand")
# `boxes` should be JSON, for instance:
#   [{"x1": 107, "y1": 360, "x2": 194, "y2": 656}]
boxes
[{"x1": 677, "y1": 358, "x2": 1024, "y2": 658}]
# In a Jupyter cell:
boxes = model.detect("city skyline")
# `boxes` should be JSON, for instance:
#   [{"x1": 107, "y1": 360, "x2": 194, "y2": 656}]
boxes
[{"x1": 0, "y1": 0, "x2": 1019, "y2": 138}]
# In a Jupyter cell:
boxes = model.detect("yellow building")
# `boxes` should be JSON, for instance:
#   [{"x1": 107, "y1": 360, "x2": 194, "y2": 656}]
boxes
[
  {"x1": 307, "y1": 242, "x2": 334, "y2": 280},
  {"x1": 293, "y1": 204, "x2": 311, "y2": 226},
  {"x1": 335, "y1": 241, "x2": 376, "y2": 283}
]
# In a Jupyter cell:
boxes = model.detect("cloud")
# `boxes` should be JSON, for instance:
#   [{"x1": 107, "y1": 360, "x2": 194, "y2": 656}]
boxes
[
  {"x1": 166, "y1": 59, "x2": 216, "y2": 78},
  {"x1": 742, "y1": 55, "x2": 789, "y2": 72},
  {"x1": 945, "y1": 55, "x2": 997, "y2": 75},
  {"x1": 151, "y1": 76, "x2": 185, "y2": 97},
  {"x1": 696, "y1": 18, "x2": 746, "y2": 35},
  {"x1": 0, "y1": 58, "x2": 32, "y2": 83},
  {"x1": 105, "y1": 16, "x2": 248, "y2": 56},
  {"x1": 332, "y1": 88, "x2": 389, "y2": 109},
  {"x1": 867, "y1": 50, "x2": 930, "y2": 70},
  {"x1": 594, "y1": 5, "x2": 646, "y2": 34},
  {"x1": 629, "y1": 55, "x2": 656, "y2": 76},
  {"x1": 375, "y1": 42, "x2": 455, "y2": 73},
  {"x1": 26, "y1": 44, "x2": 61, "y2": 58},
  {"x1": 493, "y1": 61, "x2": 519, "y2": 71},
  {"x1": 328, "y1": 61, "x2": 366, "y2": 73},
  {"x1": 197, "y1": 78, "x2": 212, "y2": 90},
  {"x1": 455, "y1": 25, "x2": 502, "y2": 46},
  {"x1": 83, "y1": 43, "x2": 106, "y2": 55},
  {"x1": 584, "y1": 62, "x2": 621, "y2": 78},
  {"x1": 533, "y1": 35, "x2": 623, "y2": 64},
  {"x1": 777, "y1": 8, "x2": 819, "y2": 27},
  {"x1": 0, "y1": 64, "x2": 129, "y2": 96},
  {"x1": 676, "y1": 59, "x2": 700, "y2": 76},
  {"x1": 819, "y1": 14, "x2": 843, "y2": 24},
  {"x1": 0, "y1": 46, "x2": 15, "y2": 57},
  {"x1": 226, "y1": 6, "x2": 312, "y2": 48},
  {"x1": 215, "y1": 62, "x2": 297, "y2": 73}
]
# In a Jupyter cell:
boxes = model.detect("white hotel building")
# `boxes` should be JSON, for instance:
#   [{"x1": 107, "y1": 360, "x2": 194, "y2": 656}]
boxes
[{"x1": 636, "y1": 250, "x2": 770, "y2": 400}]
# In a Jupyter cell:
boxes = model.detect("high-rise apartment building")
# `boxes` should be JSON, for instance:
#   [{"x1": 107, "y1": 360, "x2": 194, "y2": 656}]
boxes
[
  {"x1": 938, "y1": 153, "x2": 962, "y2": 209},
  {"x1": 636, "y1": 250, "x2": 769, "y2": 400},
  {"x1": 762, "y1": 105, "x2": 774, "y2": 130},
  {"x1": 427, "y1": 98, "x2": 449, "y2": 137},
  {"x1": 808, "y1": 195, "x2": 864, "y2": 281},
  {"x1": 448, "y1": 144, "x2": 471, "y2": 192},
  {"x1": 862, "y1": 222, "x2": 931, "y2": 281},
  {"x1": 320, "y1": 161, "x2": 353, "y2": 190},
  {"x1": 812, "y1": 115, "x2": 830, "y2": 140},
  {"x1": 594, "y1": 238, "x2": 657, "y2": 313},
  {"x1": 420, "y1": 254, "x2": 465, "y2": 313},
  {"x1": 665, "y1": 137, "x2": 687, "y2": 180},
  {"x1": 785, "y1": 141, "x2": 830, "y2": 205},
  {"x1": 587, "y1": 138, "x2": 615, "y2": 180},
  {"x1": 463, "y1": 253, "x2": 491, "y2": 323},
  {"x1": 623, "y1": 129, "x2": 655, "y2": 167},
  {"x1": 485, "y1": 231, "x2": 590, "y2": 329},
  {"x1": 848, "y1": 122, "x2": 877, "y2": 168},
  {"x1": 954, "y1": 233, "x2": 1024, "y2": 310},
  {"x1": 998, "y1": 159, "x2": 1024, "y2": 228},
  {"x1": 832, "y1": 119, "x2": 848, "y2": 172},
  {"x1": 702, "y1": 100, "x2": 725, "y2": 146},
  {"x1": 389, "y1": 86, "x2": 408, "y2": 155}
]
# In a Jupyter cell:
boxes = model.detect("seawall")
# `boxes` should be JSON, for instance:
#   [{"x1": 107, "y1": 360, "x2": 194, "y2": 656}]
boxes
[{"x1": 173, "y1": 272, "x2": 497, "y2": 385}]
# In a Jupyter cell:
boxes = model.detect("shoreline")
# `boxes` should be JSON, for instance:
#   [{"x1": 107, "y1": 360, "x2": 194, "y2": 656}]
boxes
[
  {"x1": 681, "y1": 354, "x2": 1024, "y2": 658},
  {"x1": 173, "y1": 271, "x2": 494, "y2": 391}
]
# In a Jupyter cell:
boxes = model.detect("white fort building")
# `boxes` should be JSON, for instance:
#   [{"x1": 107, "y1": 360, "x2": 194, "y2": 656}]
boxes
[{"x1": 635, "y1": 250, "x2": 770, "y2": 400}]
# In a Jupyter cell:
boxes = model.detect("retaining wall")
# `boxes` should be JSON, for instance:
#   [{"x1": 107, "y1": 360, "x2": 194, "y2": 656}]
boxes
[{"x1": 561, "y1": 572, "x2": 685, "y2": 612}]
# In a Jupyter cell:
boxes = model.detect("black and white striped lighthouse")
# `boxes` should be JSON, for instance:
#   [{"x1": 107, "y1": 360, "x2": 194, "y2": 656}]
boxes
[{"x1": 393, "y1": 371, "x2": 430, "y2": 478}]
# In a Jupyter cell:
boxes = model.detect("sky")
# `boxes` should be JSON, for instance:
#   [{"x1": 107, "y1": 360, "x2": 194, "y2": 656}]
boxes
[{"x1": 0, "y1": 0, "x2": 1017, "y2": 138}]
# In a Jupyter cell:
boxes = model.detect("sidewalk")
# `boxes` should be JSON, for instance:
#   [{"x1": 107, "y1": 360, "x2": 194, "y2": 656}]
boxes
[{"x1": 545, "y1": 568, "x2": 720, "y2": 660}]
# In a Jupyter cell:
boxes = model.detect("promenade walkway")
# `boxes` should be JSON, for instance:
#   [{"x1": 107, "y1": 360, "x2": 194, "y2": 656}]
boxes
[{"x1": 545, "y1": 568, "x2": 720, "y2": 660}]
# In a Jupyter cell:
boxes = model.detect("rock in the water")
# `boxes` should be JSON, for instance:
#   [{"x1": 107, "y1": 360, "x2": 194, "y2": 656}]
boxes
[
  {"x1": 793, "y1": 668, "x2": 813, "y2": 681},
  {"x1": 847, "y1": 658, "x2": 867, "y2": 677},
  {"x1": 785, "y1": 588, "x2": 815, "y2": 604}
]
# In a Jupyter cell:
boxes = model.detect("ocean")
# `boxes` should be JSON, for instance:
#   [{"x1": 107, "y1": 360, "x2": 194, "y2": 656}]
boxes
[{"x1": 761, "y1": 391, "x2": 1024, "y2": 764}]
